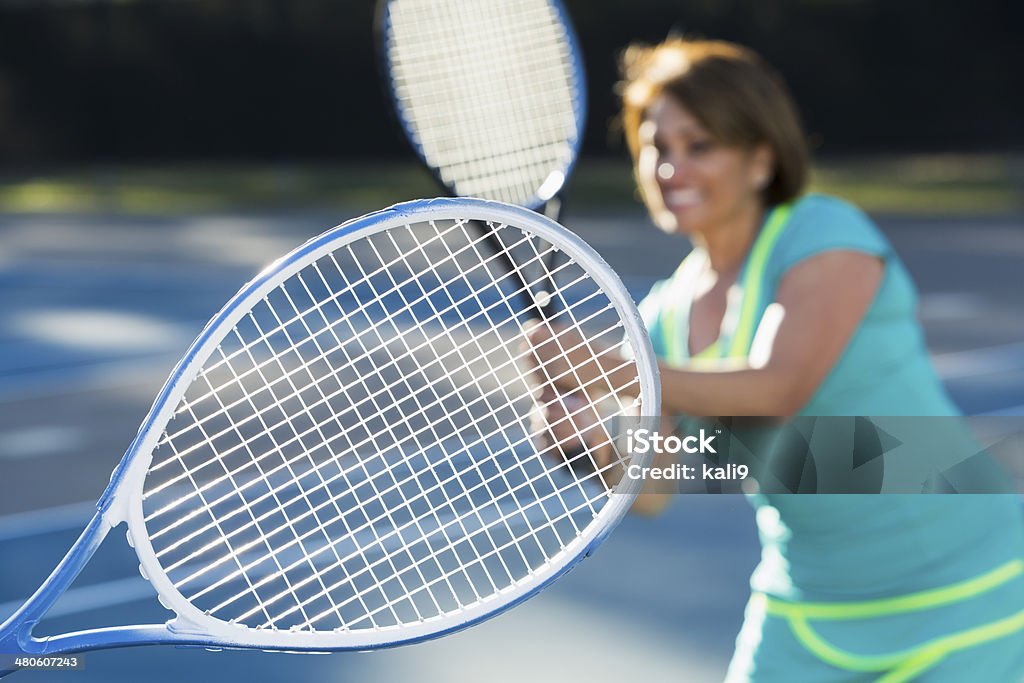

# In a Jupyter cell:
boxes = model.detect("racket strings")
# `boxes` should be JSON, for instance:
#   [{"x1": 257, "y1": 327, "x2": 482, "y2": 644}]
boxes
[
  {"x1": 152, "y1": 250, "x2": 626, "y2": 561},
  {"x1": 147, "y1": 287, "x2": 626, "y2": 555},
  {"x1": 152, "y1": 314, "x2": 635, "y2": 582},
  {"x1": 161, "y1": 217, "x2": 486, "y2": 415},
  {"x1": 384, "y1": 0, "x2": 581, "y2": 206},
  {"x1": 189, "y1": 227, "x2": 594, "y2": 623},
  {"x1": 164, "y1": 352, "x2": 626, "y2": 626},
  {"x1": 198, "y1": 332, "x2": 477, "y2": 630},
  {"x1": 168, "y1": 401, "x2": 322, "y2": 628},
  {"x1": 222, "y1": 403, "x2": 612, "y2": 631},
  {"x1": 149, "y1": 249, "x2": 622, "y2": 548},
  {"x1": 145, "y1": 233, "x2": 583, "y2": 502},
  {"x1": 147, "y1": 236, "x2": 593, "y2": 512},
  {"x1": 168, "y1": 383, "x2": 618, "y2": 615},
  {"x1": 390, "y1": 2, "x2": 571, "y2": 132},
  {"x1": 147, "y1": 221, "x2": 540, "y2": 483},
  {"x1": 158, "y1": 258, "x2": 626, "y2": 618},
  {"x1": 142, "y1": 313, "x2": 614, "y2": 573},
  {"x1": 151, "y1": 324, "x2": 633, "y2": 585},
  {"x1": 203, "y1": 320, "x2": 369, "y2": 629},
  {"x1": 268, "y1": 489, "x2": 606, "y2": 633},
  {"x1": 165, "y1": 356, "x2": 630, "y2": 634},
  {"x1": 142, "y1": 217, "x2": 643, "y2": 632}
]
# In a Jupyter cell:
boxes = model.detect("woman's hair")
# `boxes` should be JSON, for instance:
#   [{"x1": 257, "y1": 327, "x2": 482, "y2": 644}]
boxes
[{"x1": 620, "y1": 38, "x2": 809, "y2": 206}]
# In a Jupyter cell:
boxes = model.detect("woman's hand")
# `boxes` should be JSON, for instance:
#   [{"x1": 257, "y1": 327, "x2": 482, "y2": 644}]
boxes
[
  {"x1": 522, "y1": 321, "x2": 615, "y2": 475},
  {"x1": 522, "y1": 319, "x2": 605, "y2": 396},
  {"x1": 529, "y1": 384, "x2": 611, "y2": 473},
  {"x1": 521, "y1": 319, "x2": 643, "y2": 482}
]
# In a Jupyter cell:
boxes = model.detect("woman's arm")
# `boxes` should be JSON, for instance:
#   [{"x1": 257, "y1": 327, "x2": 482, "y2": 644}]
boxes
[
  {"x1": 524, "y1": 249, "x2": 883, "y2": 516},
  {"x1": 527, "y1": 250, "x2": 883, "y2": 417},
  {"x1": 659, "y1": 250, "x2": 883, "y2": 416}
]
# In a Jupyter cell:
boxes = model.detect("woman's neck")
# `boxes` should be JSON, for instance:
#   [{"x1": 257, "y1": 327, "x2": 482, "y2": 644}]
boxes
[{"x1": 693, "y1": 201, "x2": 766, "y2": 274}]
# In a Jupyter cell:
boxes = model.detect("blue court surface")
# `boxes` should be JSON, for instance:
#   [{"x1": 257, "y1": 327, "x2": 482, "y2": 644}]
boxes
[{"x1": 1, "y1": 207, "x2": 1022, "y2": 681}]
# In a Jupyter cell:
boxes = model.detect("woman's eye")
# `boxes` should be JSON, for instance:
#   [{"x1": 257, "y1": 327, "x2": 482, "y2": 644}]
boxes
[{"x1": 689, "y1": 139, "x2": 714, "y2": 155}]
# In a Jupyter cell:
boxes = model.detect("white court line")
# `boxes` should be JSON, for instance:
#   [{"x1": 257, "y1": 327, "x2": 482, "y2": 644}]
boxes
[
  {"x1": 0, "y1": 577, "x2": 153, "y2": 622},
  {"x1": 0, "y1": 503, "x2": 157, "y2": 623},
  {"x1": 0, "y1": 354, "x2": 178, "y2": 404},
  {"x1": 980, "y1": 404, "x2": 1024, "y2": 417},
  {"x1": 0, "y1": 425, "x2": 83, "y2": 460},
  {"x1": 932, "y1": 341, "x2": 1024, "y2": 381},
  {"x1": 0, "y1": 501, "x2": 95, "y2": 542}
]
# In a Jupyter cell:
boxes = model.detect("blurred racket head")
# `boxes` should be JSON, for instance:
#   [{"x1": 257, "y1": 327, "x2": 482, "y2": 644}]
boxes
[{"x1": 377, "y1": 0, "x2": 587, "y2": 213}]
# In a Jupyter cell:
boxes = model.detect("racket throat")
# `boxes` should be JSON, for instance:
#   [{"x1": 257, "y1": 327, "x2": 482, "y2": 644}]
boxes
[{"x1": 0, "y1": 511, "x2": 111, "y2": 656}]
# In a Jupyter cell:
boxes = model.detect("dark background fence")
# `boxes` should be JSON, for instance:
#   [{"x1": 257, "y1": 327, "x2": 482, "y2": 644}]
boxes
[{"x1": 1, "y1": 0, "x2": 1021, "y2": 164}]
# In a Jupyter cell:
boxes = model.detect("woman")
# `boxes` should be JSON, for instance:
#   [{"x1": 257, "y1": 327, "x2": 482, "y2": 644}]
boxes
[{"x1": 530, "y1": 39, "x2": 1024, "y2": 681}]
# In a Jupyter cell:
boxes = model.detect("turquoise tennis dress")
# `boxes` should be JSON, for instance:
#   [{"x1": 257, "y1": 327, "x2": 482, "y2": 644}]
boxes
[{"x1": 637, "y1": 194, "x2": 1024, "y2": 682}]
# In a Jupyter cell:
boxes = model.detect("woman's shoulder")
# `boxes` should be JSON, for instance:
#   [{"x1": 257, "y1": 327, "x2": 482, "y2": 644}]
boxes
[
  {"x1": 788, "y1": 192, "x2": 876, "y2": 232},
  {"x1": 772, "y1": 193, "x2": 891, "y2": 269}
]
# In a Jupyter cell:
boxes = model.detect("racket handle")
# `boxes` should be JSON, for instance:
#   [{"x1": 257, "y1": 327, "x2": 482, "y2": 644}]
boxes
[
  {"x1": 541, "y1": 197, "x2": 562, "y2": 221},
  {"x1": 536, "y1": 198, "x2": 565, "y2": 318}
]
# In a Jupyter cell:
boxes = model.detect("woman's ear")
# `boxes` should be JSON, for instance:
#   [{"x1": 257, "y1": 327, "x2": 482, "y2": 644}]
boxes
[{"x1": 750, "y1": 144, "x2": 775, "y2": 191}]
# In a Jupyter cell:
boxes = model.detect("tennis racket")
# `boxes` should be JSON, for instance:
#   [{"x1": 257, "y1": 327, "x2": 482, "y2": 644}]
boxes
[
  {"x1": 377, "y1": 0, "x2": 586, "y2": 315},
  {"x1": 0, "y1": 198, "x2": 658, "y2": 673}
]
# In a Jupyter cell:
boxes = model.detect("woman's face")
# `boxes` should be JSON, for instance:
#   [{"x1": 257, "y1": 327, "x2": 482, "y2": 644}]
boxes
[{"x1": 636, "y1": 94, "x2": 772, "y2": 236}]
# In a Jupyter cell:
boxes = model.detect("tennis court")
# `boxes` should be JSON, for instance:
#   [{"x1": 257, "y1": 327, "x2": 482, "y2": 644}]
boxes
[{"x1": 1, "y1": 198, "x2": 1021, "y2": 681}]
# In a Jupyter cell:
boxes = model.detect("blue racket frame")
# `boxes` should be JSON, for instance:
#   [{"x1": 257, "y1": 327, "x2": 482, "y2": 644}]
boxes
[{"x1": 0, "y1": 198, "x2": 658, "y2": 672}]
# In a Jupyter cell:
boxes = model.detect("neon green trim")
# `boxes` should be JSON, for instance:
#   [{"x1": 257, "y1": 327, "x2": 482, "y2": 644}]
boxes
[
  {"x1": 785, "y1": 613, "x2": 906, "y2": 671},
  {"x1": 660, "y1": 261, "x2": 683, "y2": 365},
  {"x1": 785, "y1": 606, "x2": 1024, "y2": 675},
  {"x1": 693, "y1": 340, "x2": 721, "y2": 360},
  {"x1": 659, "y1": 204, "x2": 793, "y2": 364},
  {"x1": 662, "y1": 287, "x2": 681, "y2": 365},
  {"x1": 661, "y1": 254, "x2": 702, "y2": 365},
  {"x1": 759, "y1": 559, "x2": 1024, "y2": 679},
  {"x1": 727, "y1": 204, "x2": 792, "y2": 358},
  {"x1": 874, "y1": 649, "x2": 947, "y2": 683},
  {"x1": 765, "y1": 559, "x2": 1023, "y2": 620}
]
